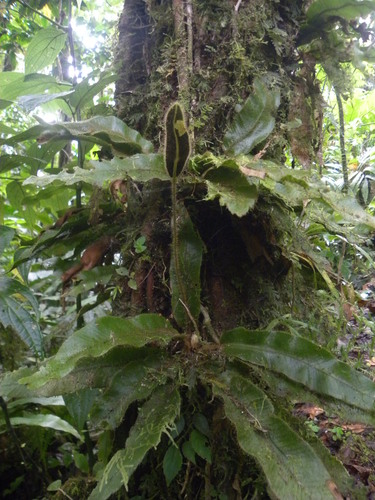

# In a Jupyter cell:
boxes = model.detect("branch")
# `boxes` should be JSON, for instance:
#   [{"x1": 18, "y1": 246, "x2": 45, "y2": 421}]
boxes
[{"x1": 16, "y1": 0, "x2": 67, "y2": 30}]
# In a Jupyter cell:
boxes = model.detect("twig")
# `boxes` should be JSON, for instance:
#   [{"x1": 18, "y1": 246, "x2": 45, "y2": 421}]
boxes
[
  {"x1": 234, "y1": 0, "x2": 243, "y2": 13},
  {"x1": 200, "y1": 305, "x2": 220, "y2": 344},
  {"x1": 180, "y1": 460, "x2": 191, "y2": 495},
  {"x1": 57, "y1": 488, "x2": 74, "y2": 500},
  {"x1": 16, "y1": 0, "x2": 67, "y2": 30}
]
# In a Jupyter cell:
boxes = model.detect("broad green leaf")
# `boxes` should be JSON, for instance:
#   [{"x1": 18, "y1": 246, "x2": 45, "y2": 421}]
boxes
[
  {"x1": 0, "y1": 276, "x2": 40, "y2": 317},
  {"x1": 0, "y1": 154, "x2": 47, "y2": 173},
  {"x1": 21, "y1": 314, "x2": 178, "y2": 389},
  {"x1": 165, "y1": 102, "x2": 190, "y2": 178},
  {"x1": 7, "y1": 413, "x2": 81, "y2": 440},
  {"x1": 0, "y1": 73, "x2": 65, "y2": 101},
  {"x1": 182, "y1": 440, "x2": 196, "y2": 464},
  {"x1": 163, "y1": 446, "x2": 183, "y2": 485},
  {"x1": 89, "y1": 385, "x2": 180, "y2": 500},
  {"x1": 0, "y1": 123, "x2": 16, "y2": 135},
  {"x1": 6, "y1": 181, "x2": 24, "y2": 211},
  {"x1": 64, "y1": 388, "x2": 98, "y2": 431},
  {"x1": 0, "y1": 276, "x2": 42, "y2": 356},
  {"x1": 192, "y1": 413, "x2": 210, "y2": 437},
  {"x1": 67, "y1": 71, "x2": 117, "y2": 111},
  {"x1": 306, "y1": 0, "x2": 375, "y2": 23},
  {"x1": 24, "y1": 154, "x2": 168, "y2": 188},
  {"x1": 0, "y1": 123, "x2": 67, "y2": 146},
  {"x1": 25, "y1": 27, "x2": 67, "y2": 74},
  {"x1": 0, "y1": 367, "x2": 37, "y2": 400},
  {"x1": 170, "y1": 205, "x2": 203, "y2": 329},
  {"x1": 0, "y1": 226, "x2": 15, "y2": 256},
  {"x1": 0, "y1": 295, "x2": 43, "y2": 356},
  {"x1": 221, "y1": 328, "x2": 375, "y2": 412},
  {"x1": 47, "y1": 480, "x2": 62, "y2": 492},
  {"x1": 319, "y1": 191, "x2": 375, "y2": 231},
  {"x1": 213, "y1": 371, "x2": 339, "y2": 500},
  {"x1": 17, "y1": 90, "x2": 74, "y2": 113},
  {"x1": 0, "y1": 71, "x2": 24, "y2": 93},
  {"x1": 63, "y1": 116, "x2": 153, "y2": 155},
  {"x1": 91, "y1": 354, "x2": 168, "y2": 429},
  {"x1": 0, "y1": 99, "x2": 12, "y2": 110},
  {"x1": 223, "y1": 77, "x2": 280, "y2": 155},
  {"x1": 204, "y1": 160, "x2": 258, "y2": 217},
  {"x1": 190, "y1": 429, "x2": 211, "y2": 463},
  {"x1": 23, "y1": 346, "x2": 157, "y2": 397},
  {"x1": 73, "y1": 451, "x2": 89, "y2": 473}
]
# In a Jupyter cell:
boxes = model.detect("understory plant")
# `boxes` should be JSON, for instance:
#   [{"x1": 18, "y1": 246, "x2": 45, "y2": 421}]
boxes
[{"x1": 2, "y1": 78, "x2": 375, "y2": 498}]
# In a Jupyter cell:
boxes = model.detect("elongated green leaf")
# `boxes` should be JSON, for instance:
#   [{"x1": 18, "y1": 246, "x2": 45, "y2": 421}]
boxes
[
  {"x1": 64, "y1": 388, "x2": 98, "y2": 431},
  {"x1": 0, "y1": 226, "x2": 15, "y2": 255},
  {"x1": 25, "y1": 27, "x2": 67, "y2": 74},
  {"x1": 21, "y1": 314, "x2": 178, "y2": 389},
  {"x1": 163, "y1": 446, "x2": 183, "y2": 486},
  {"x1": 221, "y1": 328, "x2": 375, "y2": 412},
  {"x1": 213, "y1": 371, "x2": 339, "y2": 500},
  {"x1": 170, "y1": 205, "x2": 204, "y2": 329},
  {"x1": 223, "y1": 77, "x2": 280, "y2": 155},
  {"x1": 1, "y1": 116, "x2": 152, "y2": 157},
  {"x1": 24, "y1": 154, "x2": 168, "y2": 188},
  {"x1": 7, "y1": 413, "x2": 81, "y2": 440},
  {"x1": 7, "y1": 396, "x2": 64, "y2": 410},
  {"x1": 89, "y1": 385, "x2": 180, "y2": 500},
  {"x1": 306, "y1": 0, "x2": 375, "y2": 23},
  {"x1": 63, "y1": 116, "x2": 153, "y2": 154},
  {"x1": 165, "y1": 102, "x2": 190, "y2": 178},
  {"x1": 204, "y1": 160, "x2": 258, "y2": 217},
  {"x1": 0, "y1": 154, "x2": 47, "y2": 173}
]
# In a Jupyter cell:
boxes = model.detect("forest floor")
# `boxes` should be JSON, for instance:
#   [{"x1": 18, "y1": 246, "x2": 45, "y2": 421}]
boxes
[{"x1": 294, "y1": 278, "x2": 375, "y2": 498}]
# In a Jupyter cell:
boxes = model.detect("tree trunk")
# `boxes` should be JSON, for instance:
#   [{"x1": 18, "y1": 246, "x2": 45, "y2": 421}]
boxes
[
  {"x1": 115, "y1": 0, "x2": 305, "y2": 155},
  {"x1": 111, "y1": 2, "x2": 325, "y2": 495}
]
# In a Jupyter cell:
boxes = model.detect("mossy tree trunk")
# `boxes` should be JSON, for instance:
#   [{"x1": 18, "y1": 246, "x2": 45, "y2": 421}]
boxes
[
  {"x1": 111, "y1": 3, "x2": 327, "y2": 495},
  {"x1": 113, "y1": 0, "x2": 316, "y2": 327},
  {"x1": 115, "y1": 0, "x2": 305, "y2": 154}
]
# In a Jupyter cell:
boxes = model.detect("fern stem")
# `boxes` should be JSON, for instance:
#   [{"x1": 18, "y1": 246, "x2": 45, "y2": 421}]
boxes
[{"x1": 171, "y1": 176, "x2": 188, "y2": 325}]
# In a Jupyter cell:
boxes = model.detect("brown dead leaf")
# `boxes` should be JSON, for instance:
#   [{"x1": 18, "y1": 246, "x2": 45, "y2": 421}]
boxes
[
  {"x1": 326, "y1": 480, "x2": 343, "y2": 500},
  {"x1": 342, "y1": 302, "x2": 354, "y2": 321},
  {"x1": 239, "y1": 166, "x2": 266, "y2": 179},
  {"x1": 294, "y1": 403, "x2": 325, "y2": 418},
  {"x1": 341, "y1": 423, "x2": 367, "y2": 434}
]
